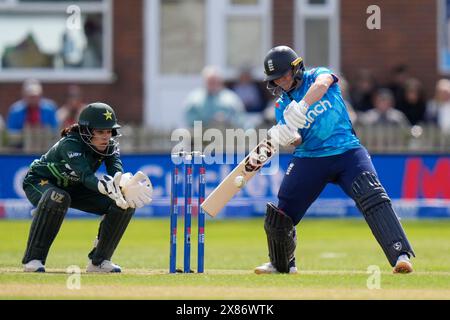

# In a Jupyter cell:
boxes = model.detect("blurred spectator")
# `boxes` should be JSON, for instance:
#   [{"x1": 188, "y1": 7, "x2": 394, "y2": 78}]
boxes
[
  {"x1": 350, "y1": 69, "x2": 377, "y2": 112},
  {"x1": 338, "y1": 76, "x2": 358, "y2": 124},
  {"x1": 256, "y1": 98, "x2": 277, "y2": 130},
  {"x1": 184, "y1": 66, "x2": 245, "y2": 128},
  {"x1": 359, "y1": 89, "x2": 410, "y2": 127},
  {"x1": 6, "y1": 79, "x2": 58, "y2": 147},
  {"x1": 61, "y1": 29, "x2": 85, "y2": 68},
  {"x1": 232, "y1": 68, "x2": 266, "y2": 113},
  {"x1": 81, "y1": 15, "x2": 103, "y2": 68},
  {"x1": 388, "y1": 64, "x2": 409, "y2": 108},
  {"x1": 232, "y1": 68, "x2": 267, "y2": 128},
  {"x1": 57, "y1": 85, "x2": 86, "y2": 128},
  {"x1": 426, "y1": 79, "x2": 450, "y2": 133},
  {"x1": 397, "y1": 78, "x2": 427, "y2": 125}
]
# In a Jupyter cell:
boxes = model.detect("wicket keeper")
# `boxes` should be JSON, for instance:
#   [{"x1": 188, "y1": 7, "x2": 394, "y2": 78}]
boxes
[
  {"x1": 21, "y1": 103, "x2": 152, "y2": 273},
  {"x1": 256, "y1": 46, "x2": 415, "y2": 274}
]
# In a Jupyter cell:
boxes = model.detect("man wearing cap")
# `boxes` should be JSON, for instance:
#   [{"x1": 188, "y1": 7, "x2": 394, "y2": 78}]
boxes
[{"x1": 6, "y1": 79, "x2": 58, "y2": 147}]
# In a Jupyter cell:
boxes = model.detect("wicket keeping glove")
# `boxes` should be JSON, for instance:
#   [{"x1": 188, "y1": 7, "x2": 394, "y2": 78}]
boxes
[
  {"x1": 120, "y1": 171, "x2": 153, "y2": 209},
  {"x1": 283, "y1": 100, "x2": 308, "y2": 129},
  {"x1": 98, "y1": 172, "x2": 129, "y2": 210},
  {"x1": 268, "y1": 123, "x2": 301, "y2": 147}
]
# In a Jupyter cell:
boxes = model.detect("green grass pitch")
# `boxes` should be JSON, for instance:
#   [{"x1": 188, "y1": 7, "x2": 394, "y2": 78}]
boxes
[{"x1": 0, "y1": 218, "x2": 449, "y2": 299}]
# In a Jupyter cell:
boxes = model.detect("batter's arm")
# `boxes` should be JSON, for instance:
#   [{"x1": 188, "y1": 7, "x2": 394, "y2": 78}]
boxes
[{"x1": 302, "y1": 74, "x2": 335, "y2": 106}]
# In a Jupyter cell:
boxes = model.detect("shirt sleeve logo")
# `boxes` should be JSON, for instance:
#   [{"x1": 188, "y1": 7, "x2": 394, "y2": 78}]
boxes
[{"x1": 68, "y1": 152, "x2": 82, "y2": 158}]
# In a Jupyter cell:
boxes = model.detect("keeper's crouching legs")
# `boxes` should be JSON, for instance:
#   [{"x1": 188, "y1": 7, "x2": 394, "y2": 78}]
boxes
[
  {"x1": 22, "y1": 187, "x2": 70, "y2": 266},
  {"x1": 88, "y1": 204, "x2": 135, "y2": 266}
]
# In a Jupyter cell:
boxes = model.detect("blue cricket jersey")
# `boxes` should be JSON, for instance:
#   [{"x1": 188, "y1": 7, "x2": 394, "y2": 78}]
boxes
[{"x1": 275, "y1": 67, "x2": 361, "y2": 158}]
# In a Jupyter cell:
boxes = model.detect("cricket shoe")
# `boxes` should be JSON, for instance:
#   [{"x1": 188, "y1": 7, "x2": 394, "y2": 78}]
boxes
[
  {"x1": 23, "y1": 260, "x2": 45, "y2": 273},
  {"x1": 393, "y1": 254, "x2": 413, "y2": 274},
  {"x1": 254, "y1": 260, "x2": 297, "y2": 275},
  {"x1": 86, "y1": 260, "x2": 122, "y2": 273}
]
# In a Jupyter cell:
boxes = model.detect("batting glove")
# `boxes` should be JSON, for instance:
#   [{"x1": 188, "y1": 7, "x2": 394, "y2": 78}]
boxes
[
  {"x1": 268, "y1": 124, "x2": 301, "y2": 147},
  {"x1": 283, "y1": 100, "x2": 308, "y2": 129}
]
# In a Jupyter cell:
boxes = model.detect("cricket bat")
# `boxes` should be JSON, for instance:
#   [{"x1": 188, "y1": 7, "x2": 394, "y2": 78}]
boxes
[{"x1": 201, "y1": 138, "x2": 278, "y2": 217}]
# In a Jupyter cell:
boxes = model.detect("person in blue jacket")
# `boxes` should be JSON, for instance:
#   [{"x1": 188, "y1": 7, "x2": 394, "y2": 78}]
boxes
[{"x1": 7, "y1": 79, "x2": 58, "y2": 147}]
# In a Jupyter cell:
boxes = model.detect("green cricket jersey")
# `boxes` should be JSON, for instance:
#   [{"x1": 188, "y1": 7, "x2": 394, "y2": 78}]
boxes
[{"x1": 27, "y1": 132, "x2": 123, "y2": 191}]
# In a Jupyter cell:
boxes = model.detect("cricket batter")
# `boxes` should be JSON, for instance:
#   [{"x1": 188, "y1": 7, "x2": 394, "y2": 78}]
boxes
[
  {"x1": 255, "y1": 46, "x2": 415, "y2": 274},
  {"x1": 21, "y1": 103, "x2": 152, "y2": 273}
]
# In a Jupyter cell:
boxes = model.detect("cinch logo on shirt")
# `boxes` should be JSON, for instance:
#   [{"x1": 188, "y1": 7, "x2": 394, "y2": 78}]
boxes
[{"x1": 304, "y1": 99, "x2": 333, "y2": 129}]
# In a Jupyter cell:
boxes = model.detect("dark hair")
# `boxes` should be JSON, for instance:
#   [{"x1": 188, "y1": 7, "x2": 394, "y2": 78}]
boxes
[{"x1": 60, "y1": 123, "x2": 80, "y2": 137}]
